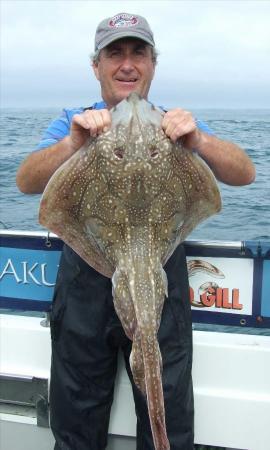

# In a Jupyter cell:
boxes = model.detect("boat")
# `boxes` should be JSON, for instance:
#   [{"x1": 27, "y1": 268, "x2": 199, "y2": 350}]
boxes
[{"x1": 1, "y1": 230, "x2": 270, "y2": 450}]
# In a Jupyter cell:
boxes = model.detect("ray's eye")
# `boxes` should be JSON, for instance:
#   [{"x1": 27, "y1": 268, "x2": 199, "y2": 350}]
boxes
[
  {"x1": 149, "y1": 145, "x2": 159, "y2": 159},
  {"x1": 114, "y1": 146, "x2": 125, "y2": 159}
]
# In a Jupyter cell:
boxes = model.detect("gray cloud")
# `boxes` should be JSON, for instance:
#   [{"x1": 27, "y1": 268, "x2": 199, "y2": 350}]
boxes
[{"x1": 1, "y1": 0, "x2": 270, "y2": 108}]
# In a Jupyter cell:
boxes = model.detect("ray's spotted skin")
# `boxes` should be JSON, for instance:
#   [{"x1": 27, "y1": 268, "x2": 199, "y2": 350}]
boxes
[{"x1": 39, "y1": 93, "x2": 221, "y2": 450}]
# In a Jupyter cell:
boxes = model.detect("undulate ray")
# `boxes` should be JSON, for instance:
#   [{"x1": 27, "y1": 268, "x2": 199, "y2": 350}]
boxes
[{"x1": 39, "y1": 92, "x2": 221, "y2": 450}]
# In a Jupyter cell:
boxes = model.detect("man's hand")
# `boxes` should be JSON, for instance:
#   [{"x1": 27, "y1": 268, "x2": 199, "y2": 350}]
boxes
[
  {"x1": 16, "y1": 109, "x2": 112, "y2": 194},
  {"x1": 70, "y1": 109, "x2": 112, "y2": 151},
  {"x1": 161, "y1": 108, "x2": 255, "y2": 186},
  {"x1": 161, "y1": 108, "x2": 203, "y2": 149}
]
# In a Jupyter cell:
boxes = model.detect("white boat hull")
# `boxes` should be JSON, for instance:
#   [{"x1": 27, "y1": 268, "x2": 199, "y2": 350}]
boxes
[{"x1": 1, "y1": 313, "x2": 269, "y2": 450}]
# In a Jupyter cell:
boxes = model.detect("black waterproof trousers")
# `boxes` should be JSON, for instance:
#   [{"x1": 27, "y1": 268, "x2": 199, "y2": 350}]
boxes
[{"x1": 50, "y1": 244, "x2": 194, "y2": 450}]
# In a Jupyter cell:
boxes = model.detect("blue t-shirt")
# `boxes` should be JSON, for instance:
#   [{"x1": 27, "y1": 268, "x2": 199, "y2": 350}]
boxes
[{"x1": 36, "y1": 100, "x2": 214, "y2": 150}]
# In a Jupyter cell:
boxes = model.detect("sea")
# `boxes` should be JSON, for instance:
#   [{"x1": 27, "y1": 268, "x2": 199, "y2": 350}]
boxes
[
  {"x1": 1, "y1": 107, "x2": 269, "y2": 239},
  {"x1": 0, "y1": 107, "x2": 270, "y2": 338}
]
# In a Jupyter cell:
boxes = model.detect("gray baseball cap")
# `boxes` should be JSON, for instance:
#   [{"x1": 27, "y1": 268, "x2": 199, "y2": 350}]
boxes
[{"x1": 95, "y1": 12, "x2": 155, "y2": 52}]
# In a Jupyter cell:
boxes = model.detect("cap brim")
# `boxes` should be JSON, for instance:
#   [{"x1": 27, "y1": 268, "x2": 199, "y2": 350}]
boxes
[{"x1": 96, "y1": 31, "x2": 154, "y2": 51}]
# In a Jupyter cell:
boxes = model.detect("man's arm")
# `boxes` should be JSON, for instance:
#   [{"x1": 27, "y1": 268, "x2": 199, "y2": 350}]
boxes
[
  {"x1": 16, "y1": 136, "x2": 78, "y2": 194},
  {"x1": 162, "y1": 108, "x2": 256, "y2": 186},
  {"x1": 187, "y1": 133, "x2": 255, "y2": 186},
  {"x1": 16, "y1": 109, "x2": 111, "y2": 194}
]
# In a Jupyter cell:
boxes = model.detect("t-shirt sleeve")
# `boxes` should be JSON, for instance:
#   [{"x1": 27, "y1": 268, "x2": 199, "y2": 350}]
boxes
[
  {"x1": 195, "y1": 119, "x2": 215, "y2": 136},
  {"x1": 35, "y1": 108, "x2": 81, "y2": 151}
]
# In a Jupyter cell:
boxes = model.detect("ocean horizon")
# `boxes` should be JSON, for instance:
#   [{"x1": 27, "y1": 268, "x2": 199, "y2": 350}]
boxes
[{"x1": 1, "y1": 107, "x2": 269, "y2": 240}]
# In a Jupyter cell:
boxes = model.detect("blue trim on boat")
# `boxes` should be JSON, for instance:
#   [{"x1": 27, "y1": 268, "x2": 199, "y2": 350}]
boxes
[
  {"x1": 192, "y1": 310, "x2": 270, "y2": 328},
  {"x1": 0, "y1": 234, "x2": 63, "y2": 251},
  {"x1": 252, "y1": 256, "x2": 263, "y2": 320},
  {"x1": 245, "y1": 240, "x2": 270, "y2": 258},
  {"x1": 1, "y1": 232, "x2": 270, "y2": 327},
  {"x1": 0, "y1": 297, "x2": 51, "y2": 312}
]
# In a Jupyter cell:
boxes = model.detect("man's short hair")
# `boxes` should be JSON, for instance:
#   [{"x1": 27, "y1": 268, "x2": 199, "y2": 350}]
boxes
[{"x1": 90, "y1": 43, "x2": 159, "y2": 66}]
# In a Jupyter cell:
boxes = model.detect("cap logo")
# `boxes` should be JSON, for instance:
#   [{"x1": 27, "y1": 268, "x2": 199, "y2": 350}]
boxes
[{"x1": 109, "y1": 13, "x2": 138, "y2": 28}]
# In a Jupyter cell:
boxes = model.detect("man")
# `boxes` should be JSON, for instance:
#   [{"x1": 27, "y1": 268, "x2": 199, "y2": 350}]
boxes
[{"x1": 16, "y1": 12, "x2": 255, "y2": 450}]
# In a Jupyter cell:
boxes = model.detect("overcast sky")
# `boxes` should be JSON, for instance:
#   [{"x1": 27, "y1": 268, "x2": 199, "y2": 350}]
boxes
[{"x1": 1, "y1": 0, "x2": 270, "y2": 109}]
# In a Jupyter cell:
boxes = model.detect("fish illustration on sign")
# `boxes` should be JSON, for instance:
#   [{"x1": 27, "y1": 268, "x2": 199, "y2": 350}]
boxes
[{"x1": 39, "y1": 92, "x2": 221, "y2": 450}]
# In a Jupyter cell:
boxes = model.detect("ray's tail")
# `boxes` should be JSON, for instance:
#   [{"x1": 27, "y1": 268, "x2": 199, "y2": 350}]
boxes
[
  {"x1": 112, "y1": 262, "x2": 170, "y2": 450},
  {"x1": 139, "y1": 328, "x2": 170, "y2": 450}
]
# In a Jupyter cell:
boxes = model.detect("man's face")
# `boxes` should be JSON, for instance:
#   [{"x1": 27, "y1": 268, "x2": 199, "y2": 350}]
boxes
[{"x1": 92, "y1": 38, "x2": 155, "y2": 108}]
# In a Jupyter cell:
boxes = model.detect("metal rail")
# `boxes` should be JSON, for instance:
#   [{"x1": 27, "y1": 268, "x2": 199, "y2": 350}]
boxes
[
  {"x1": 0, "y1": 229, "x2": 243, "y2": 250},
  {"x1": 0, "y1": 373, "x2": 49, "y2": 427}
]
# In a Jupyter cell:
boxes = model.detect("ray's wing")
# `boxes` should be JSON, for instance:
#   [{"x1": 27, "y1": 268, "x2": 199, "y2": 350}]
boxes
[
  {"x1": 39, "y1": 140, "x2": 114, "y2": 278},
  {"x1": 161, "y1": 143, "x2": 222, "y2": 265}
]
